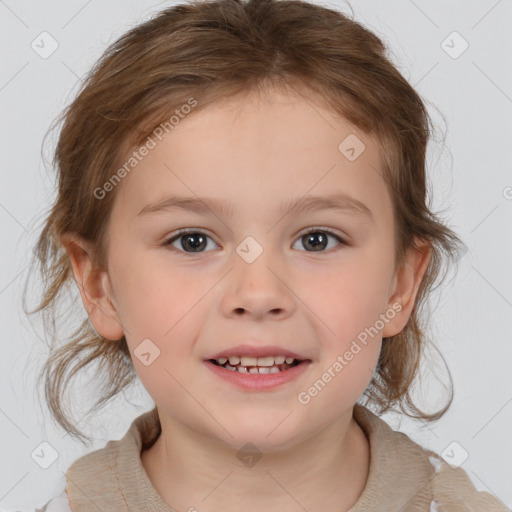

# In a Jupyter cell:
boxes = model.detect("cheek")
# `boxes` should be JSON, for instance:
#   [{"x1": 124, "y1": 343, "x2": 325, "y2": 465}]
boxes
[
  {"x1": 296, "y1": 265, "x2": 386, "y2": 412},
  {"x1": 117, "y1": 259, "x2": 213, "y2": 407},
  {"x1": 111, "y1": 255, "x2": 218, "y2": 395},
  {"x1": 114, "y1": 254, "x2": 213, "y2": 337},
  {"x1": 301, "y1": 249, "x2": 394, "y2": 342}
]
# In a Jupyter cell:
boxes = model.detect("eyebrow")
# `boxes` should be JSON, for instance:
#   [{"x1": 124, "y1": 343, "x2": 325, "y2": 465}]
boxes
[{"x1": 137, "y1": 193, "x2": 373, "y2": 220}]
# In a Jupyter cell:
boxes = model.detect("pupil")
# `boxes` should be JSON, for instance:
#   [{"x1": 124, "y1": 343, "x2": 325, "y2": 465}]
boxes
[
  {"x1": 182, "y1": 233, "x2": 206, "y2": 252},
  {"x1": 304, "y1": 232, "x2": 327, "y2": 251}
]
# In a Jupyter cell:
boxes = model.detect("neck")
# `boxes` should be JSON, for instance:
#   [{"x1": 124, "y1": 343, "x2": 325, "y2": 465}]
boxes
[{"x1": 141, "y1": 406, "x2": 370, "y2": 512}]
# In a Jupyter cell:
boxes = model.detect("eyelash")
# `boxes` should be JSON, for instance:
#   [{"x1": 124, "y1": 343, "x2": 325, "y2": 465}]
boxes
[{"x1": 163, "y1": 227, "x2": 348, "y2": 254}]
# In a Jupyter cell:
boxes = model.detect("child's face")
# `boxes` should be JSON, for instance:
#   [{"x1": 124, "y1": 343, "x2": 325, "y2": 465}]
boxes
[{"x1": 84, "y1": 88, "x2": 427, "y2": 449}]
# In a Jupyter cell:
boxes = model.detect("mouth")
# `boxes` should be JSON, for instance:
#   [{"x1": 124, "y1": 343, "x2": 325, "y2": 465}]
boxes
[
  {"x1": 207, "y1": 355, "x2": 305, "y2": 374},
  {"x1": 204, "y1": 355, "x2": 311, "y2": 391},
  {"x1": 204, "y1": 345, "x2": 312, "y2": 389}
]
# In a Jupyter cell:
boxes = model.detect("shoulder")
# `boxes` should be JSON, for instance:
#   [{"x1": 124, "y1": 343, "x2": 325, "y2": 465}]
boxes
[
  {"x1": 37, "y1": 490, "x2": 72, "y2": 512},
  {"x1": 422, "y1": 450, "x2": 509, "y2": 511},
  {"x1": 392, "y1": 434, "x2": 508, "y2": 510},
  {"x1": 352, "y1": 405, "x2": 509, "y2": 511},
  {"x1": 351, "y1": 405, "x2": 511, "y2": 512},
  {"x1": 64, "y1": 421, "x2": 133, "y2": 483}
]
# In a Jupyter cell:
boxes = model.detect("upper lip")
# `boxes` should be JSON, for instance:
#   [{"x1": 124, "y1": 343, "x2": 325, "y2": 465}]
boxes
[{"x1": 206, "y1": 344, "x2": 311, "y2": 361}]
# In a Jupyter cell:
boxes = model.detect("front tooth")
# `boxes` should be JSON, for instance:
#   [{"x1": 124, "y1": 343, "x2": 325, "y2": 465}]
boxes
[
  {"x1": 237, "y1": 366, "x2": 248, "y2": 373},
  {"x1": 248, "y1": 367, "x2": 259, "y2": 374},
  {"x1": 285, "y1": 357, "x2": 295, "y2": 364},
  {"x1": 241, "y1": 356, "x2": 258, "y2": 366},
  {"x1": 228, "y1": 356, "x2": 240, "y2": 365},
  {"x1": 258, "y1": 367, "x2": 271, "y2": 374},
  {"x1": 257, "y1": 356, "x2": 275, "y2": 367}
]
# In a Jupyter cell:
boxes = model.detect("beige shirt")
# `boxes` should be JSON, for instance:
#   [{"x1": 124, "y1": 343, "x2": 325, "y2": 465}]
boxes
[{"x1": 60, "y1": 404, "x2": 508, "y2": 511}]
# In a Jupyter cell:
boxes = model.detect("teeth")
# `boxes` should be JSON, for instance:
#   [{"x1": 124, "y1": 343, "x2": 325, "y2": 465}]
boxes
[
  {"x1": 236, "y1": 365, "x2": 280, "y2": 374},
  {"x1": 228, "y1": 356, "x2": 240, "y2": 365},
  {"x1": 240, "y1": 356, "x2": 258, "y2": 366},
  {"x1": 212, "y1": 354, "x2": 303, "y2": 374},
  {"x1": 256, "y1": 356, "x2": 275, "y2": 367},
  {"x1": 215, "y1": 355, "x2": 296, "y2": 366}
]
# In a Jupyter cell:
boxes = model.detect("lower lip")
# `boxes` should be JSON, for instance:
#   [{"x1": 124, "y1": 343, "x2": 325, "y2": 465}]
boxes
[{"x1": 203, "y1": 360, "x2": 311, "y2": 390}]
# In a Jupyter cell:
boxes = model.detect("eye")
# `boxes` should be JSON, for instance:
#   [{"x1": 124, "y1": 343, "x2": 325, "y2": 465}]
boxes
[
  {"x1": 163, "y1": 227, "x2": 348, "y2": 254},
  {"x1": 292, "y1": 228, "x2": 347, "y2": 252},
  {"x1": 163, "y1": 229, "x2": 219, "y2": 253}
]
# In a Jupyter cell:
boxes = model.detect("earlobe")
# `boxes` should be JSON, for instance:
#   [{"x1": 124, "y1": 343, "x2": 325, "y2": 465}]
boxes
[
  {"x1": 61, "y1": 233, "x2": 124, "y2": 341},
  {"x1": 382, "y1": 239, "x2": 432, "y2": 338}
]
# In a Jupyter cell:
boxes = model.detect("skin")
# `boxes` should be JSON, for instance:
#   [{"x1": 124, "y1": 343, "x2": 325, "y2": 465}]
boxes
[{"x1": 63, "y1": 86, "x2": 431, "y2": 512}]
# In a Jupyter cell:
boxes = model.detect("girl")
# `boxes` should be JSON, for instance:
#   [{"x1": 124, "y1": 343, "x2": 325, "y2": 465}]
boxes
[{"x1": 20, "y1": 0, "x2": 508, "y2": 510}]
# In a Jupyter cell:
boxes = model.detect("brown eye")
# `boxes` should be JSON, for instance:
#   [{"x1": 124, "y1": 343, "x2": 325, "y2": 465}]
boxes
[
  {"x1": 303, "y1": 231, "x2": 328, "y2": 251},
  {"x1": 293, "y1": 228, "x2": 347, "y2": 252},
  {"x1": 164, "y1": 230, "x2": 217, "y2": 253}
]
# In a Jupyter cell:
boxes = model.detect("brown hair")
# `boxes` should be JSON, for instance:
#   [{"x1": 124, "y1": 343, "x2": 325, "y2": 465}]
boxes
[{"x1": 24, "y1": 0, "x2": 465, "y2": 444}]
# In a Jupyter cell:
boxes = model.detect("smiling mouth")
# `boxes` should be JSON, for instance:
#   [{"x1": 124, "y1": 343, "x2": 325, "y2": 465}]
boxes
[{"x1": 208, "y1": 356, "x2": 303, "y2": 374}]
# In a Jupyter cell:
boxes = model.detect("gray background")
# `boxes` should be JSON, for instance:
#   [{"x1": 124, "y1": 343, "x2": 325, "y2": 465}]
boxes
[{"x1": 0, "y1": 0, "x2": 511, "y2": 510}]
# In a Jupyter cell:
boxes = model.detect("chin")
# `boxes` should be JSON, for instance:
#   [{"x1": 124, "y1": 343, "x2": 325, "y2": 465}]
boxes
[{"x1": 211, "y1": 418, "x2": 307, "y2": 453}]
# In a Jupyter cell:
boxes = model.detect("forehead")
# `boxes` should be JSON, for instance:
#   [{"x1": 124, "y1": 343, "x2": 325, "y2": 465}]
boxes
[{"x1": 110, "y1": 88, "x2": 392, "y2": 227}]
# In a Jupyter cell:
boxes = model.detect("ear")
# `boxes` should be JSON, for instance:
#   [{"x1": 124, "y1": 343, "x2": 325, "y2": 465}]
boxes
[
  {"x1": 61, "y1": 233, "x2": 124, "y2": 341},
  {"x1": 382, "y1": 239, "x2": 432, "y2": 338}
]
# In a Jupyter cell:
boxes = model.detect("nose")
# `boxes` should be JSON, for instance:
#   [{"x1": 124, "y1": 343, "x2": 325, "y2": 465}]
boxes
[{"x1": 221, "y1": 248, "x2": 296, "y2": 321}]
